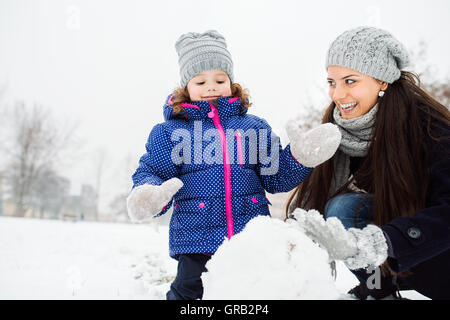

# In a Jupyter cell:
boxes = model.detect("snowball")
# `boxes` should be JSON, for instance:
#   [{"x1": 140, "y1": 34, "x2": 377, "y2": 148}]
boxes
[{"x1": 202, "y1": 215, "x2": 340, "y2": 299}]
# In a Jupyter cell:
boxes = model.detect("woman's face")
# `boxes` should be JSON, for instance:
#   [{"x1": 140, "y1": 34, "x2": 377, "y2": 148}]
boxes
[
  {"x1": 327, "y1": 65, "x2": 388, "y2": 119},
  {"x1": 186, "y1": 69, "x2": 232, "y2": 101}
]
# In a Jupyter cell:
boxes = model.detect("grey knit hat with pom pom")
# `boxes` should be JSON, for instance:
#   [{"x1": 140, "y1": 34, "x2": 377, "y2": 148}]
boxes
[
  {"x1": 175, "y1": 30, "x2": 234, "y2": 88},
  {"x1": 326, "y1": 26, "x2": 410, "y2": 83}
]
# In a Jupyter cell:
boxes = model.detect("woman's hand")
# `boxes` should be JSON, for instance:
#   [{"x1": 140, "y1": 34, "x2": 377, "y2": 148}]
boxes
[
  {"x1": 291, "y1": 208, "x2": 388, "y2": 270},
  {"x1": 286, "y1": 122, "x2": 341, "y2": 167},
  {"x1": 126, "y1": 178, "x2": 183, "y2": 222}
]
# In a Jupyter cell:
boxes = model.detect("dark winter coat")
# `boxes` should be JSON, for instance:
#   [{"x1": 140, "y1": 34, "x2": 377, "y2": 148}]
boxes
[
  {"x1": 380, "y1": 122, "x2": 450, "y2": 299},
  {"x1": 349, "y1": 120, "x2": 450, "y2": 299},
  {"x1": 132, "y1": 95, "x2": 312, "y2": 258}
]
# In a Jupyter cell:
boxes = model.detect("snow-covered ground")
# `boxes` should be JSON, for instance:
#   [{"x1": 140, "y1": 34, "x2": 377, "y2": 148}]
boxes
[
  {"x1": 0, "y1": 216, "x2": 428, "y2": 300},
  {"x1": 0, "y1": 216, "x2": 175, "y2": 299}
]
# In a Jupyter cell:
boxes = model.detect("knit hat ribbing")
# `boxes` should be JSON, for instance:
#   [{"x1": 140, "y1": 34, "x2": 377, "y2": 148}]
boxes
[
  {"x1": 175, "y1": 30, "x2": 234, "y2": 88},
  {"x1": 326, "y1": 26, "x2": 410, "y2": 83}
]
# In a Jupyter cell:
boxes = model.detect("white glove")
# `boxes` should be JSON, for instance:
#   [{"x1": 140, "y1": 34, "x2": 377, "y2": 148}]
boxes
[
  {"x1": 292, "y1": 208, "x2": 388, "y2": 270},
  {"x1": 286, "y1": 122, "x2": 341, "y2": 167},
  {"x1": 126, "y1": 178, "x2": 183, "y2": 222}
]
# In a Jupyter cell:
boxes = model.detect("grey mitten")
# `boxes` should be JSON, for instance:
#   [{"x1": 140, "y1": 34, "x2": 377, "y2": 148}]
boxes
[
  {"x1": 126, "y1": 178, "x2": 183, "y2": 222},
  {"x1": 286, "y1": 122, "x2": 341, "y2": 168},
  {"x1": 292, "y1": 208, "x2": 388, "y2": 270}
]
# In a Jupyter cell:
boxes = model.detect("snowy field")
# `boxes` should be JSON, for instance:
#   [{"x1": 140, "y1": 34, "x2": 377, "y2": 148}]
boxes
[{"x1": 0, "y1": 216, "x2": 428, "y2": 300}]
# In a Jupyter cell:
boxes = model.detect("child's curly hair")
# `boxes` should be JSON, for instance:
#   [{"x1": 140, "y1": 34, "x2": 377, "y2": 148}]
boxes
[{"x1": 170, "y1": 83, "x2": 252, "y2": 114}]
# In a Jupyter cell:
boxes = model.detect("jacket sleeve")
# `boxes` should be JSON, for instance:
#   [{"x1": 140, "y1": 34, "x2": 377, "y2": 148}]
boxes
[
  {"x1": 381, "y1": 125, "x2": 450, "y2": 273},
  {"x1": 131, "y1": 123, "x2": 180, "y2": 215},
  {"x1": 256, "y1": 118, "x2": 313, "y2": 194}
]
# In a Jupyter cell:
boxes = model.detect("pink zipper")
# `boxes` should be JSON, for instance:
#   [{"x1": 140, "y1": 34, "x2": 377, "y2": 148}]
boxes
[
  {"x1": 208, "y1": 102, "x2": 234, "y2": 239},
  {"x1": 235, "y1": 130, "x2": 243, "y2": 167}
]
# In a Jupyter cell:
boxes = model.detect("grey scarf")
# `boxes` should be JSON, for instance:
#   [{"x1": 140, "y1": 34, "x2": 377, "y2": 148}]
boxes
[{"x1": 329, "y1": 104, "x2": 378, "y2": 195}]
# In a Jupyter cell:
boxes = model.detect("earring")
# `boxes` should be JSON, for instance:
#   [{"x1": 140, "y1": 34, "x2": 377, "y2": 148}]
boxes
[{"x1": 378, "y1": 90, "x2": 385, "y2": 97}]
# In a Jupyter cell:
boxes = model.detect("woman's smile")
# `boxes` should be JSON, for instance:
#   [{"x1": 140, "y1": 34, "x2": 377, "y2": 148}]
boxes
[{"x1": 338, "y1": 101, "x2": 359, "y2": 115}]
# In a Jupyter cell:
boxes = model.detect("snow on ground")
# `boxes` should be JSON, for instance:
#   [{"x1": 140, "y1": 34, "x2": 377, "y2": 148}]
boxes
[
  {"x1": 0, "y1": 216, "x2": 175, "y2": 299},
  {"x1": 0, "y1": 216, "x2": 428, "y2": 300}
]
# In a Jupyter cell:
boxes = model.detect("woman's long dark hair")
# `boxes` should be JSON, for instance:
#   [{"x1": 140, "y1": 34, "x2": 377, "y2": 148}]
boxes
[{"x1": 286, "y1": 71, "x2": 450, "y2": 227}]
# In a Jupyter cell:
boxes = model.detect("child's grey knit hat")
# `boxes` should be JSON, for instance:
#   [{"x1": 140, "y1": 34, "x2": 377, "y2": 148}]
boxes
[
  {"x1": 175, "y1": 30, "x2": 234, "y2": 88},
  {"x1": 326, "y1": 26, "x2": 410, "y2": 83}
]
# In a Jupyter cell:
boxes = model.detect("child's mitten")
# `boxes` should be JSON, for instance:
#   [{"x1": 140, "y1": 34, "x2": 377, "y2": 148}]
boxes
[
  {"x1": 286, "y1": 122, "x2": 341, "y2": 167},
  {"x1": 126, "y1": 178, "x2": 183, "y2": 222}
]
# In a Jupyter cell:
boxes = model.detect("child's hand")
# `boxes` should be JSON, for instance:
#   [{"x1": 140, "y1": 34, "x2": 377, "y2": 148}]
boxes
[
  {"x1": 286, "y1": 122, "x2": 341, "y2": 167},
  {"x1": 126, "y1": 178, "x2": 183, "y2": 222}
]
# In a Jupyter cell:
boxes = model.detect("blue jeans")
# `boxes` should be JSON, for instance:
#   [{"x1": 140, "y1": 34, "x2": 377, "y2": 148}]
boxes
[
  {"x1": 324, "y1": 192, "x2": 375, "y2": 283},
  {"x1": 324, "y1": 192, "x2": 374, "y2": 229}
]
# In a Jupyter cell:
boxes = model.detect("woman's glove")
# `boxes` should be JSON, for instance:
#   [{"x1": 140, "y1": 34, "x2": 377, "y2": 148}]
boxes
[
  {"x1": 291, "y1": 208, "x2": 388, "y2": 270},
  {"x1": 126, "y1": 178, "x2": 184, "y2": 222},
  {"x1": 286, "y1": 122, "x2": 341, "y2": 167}
]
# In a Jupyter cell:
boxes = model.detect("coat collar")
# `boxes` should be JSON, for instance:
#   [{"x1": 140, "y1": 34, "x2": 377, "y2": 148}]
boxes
[{"x1": 163, "y1": 95, "x2": 248, "y2": 121}]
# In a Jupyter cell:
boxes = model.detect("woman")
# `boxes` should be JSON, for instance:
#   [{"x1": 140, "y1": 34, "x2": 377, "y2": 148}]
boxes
[{"x1": 287, "y1": 26, "x2": 450, "y2": 300}]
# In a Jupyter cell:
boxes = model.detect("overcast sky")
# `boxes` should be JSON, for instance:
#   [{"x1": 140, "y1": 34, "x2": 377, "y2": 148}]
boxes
[{"x1": 1, "y1": 0, "x2": 449, "y2": 209}]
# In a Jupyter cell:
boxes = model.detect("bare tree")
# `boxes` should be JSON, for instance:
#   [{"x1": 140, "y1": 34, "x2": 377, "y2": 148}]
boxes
[
  {"x1": 423, "y1": 79, "x2": 450, "y2": 109},
  {"x1": 2, "y1": 101, "x2": 77, "y2": 217},
  {"x1": 108, "y1": 192, "x2": 128, "y2": 222},
  {"x1": 90, "y1": 147, "x2": 109, "y2": 221},
  {"x1": 410, "y1": 40, "x2": 450, "y2": 108},
  {"x1": 0, "y1": 82, "x2": 9, "y2": 215},
  {"x1": 109, "y1": 153, "x2": 138, "y2": 222},
  {"x1": 298, "y1": 85, "x2": 329, "y2": 130},
  {"x1": 31, "y1": 168, "x2": 70, "y2": 219},
  {"x1": 80, "y1": 184, "x2": 98, "y2": 221}
]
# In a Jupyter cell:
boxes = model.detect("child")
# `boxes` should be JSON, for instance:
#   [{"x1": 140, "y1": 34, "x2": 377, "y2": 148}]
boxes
[{"x1": 127, "y1": 30, "x2": 341, "y2": 300}]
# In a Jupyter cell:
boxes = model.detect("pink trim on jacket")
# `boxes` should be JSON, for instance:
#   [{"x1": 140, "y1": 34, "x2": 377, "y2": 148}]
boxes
[
  {"x1": 208, "y1": 101, "x2": 234, "y2": 239},
  {"x1": 228, "y1": 97, "x2": 239, "y2": 104},
  {"x1": 168, "y1": 94, "x2": 174, "y2": 106},
  {"x1": 181, "y1": 103, "x2": 200, "y2": 109}
]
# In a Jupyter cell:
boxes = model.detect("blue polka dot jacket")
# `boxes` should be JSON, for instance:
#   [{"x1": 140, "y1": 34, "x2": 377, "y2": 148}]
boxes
[{"x1": 132, "y1": 95, "x2": 312, "y2": 257}]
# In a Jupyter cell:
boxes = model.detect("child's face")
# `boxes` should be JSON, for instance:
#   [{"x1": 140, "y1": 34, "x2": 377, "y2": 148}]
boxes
[
  {"x1": 186, "y1": 69, "x2": 232, "y2": 101},
  {"x1": 327, "y1": 65, "x2": 388, "y2": 119}
]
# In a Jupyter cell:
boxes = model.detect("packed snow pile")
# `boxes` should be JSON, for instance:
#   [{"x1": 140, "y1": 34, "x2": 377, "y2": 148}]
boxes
[{"x1": 202, "y1": 214, "x2": 341, "y2": 299}]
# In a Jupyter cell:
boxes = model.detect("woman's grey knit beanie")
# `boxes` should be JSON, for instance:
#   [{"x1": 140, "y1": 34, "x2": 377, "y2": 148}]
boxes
[
  {"x1": 175, "y1": 30, "x2": 234, "y2": 88},
  {"x1": 326, "y1": 26, "x2": 410, "y2": 83}
]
